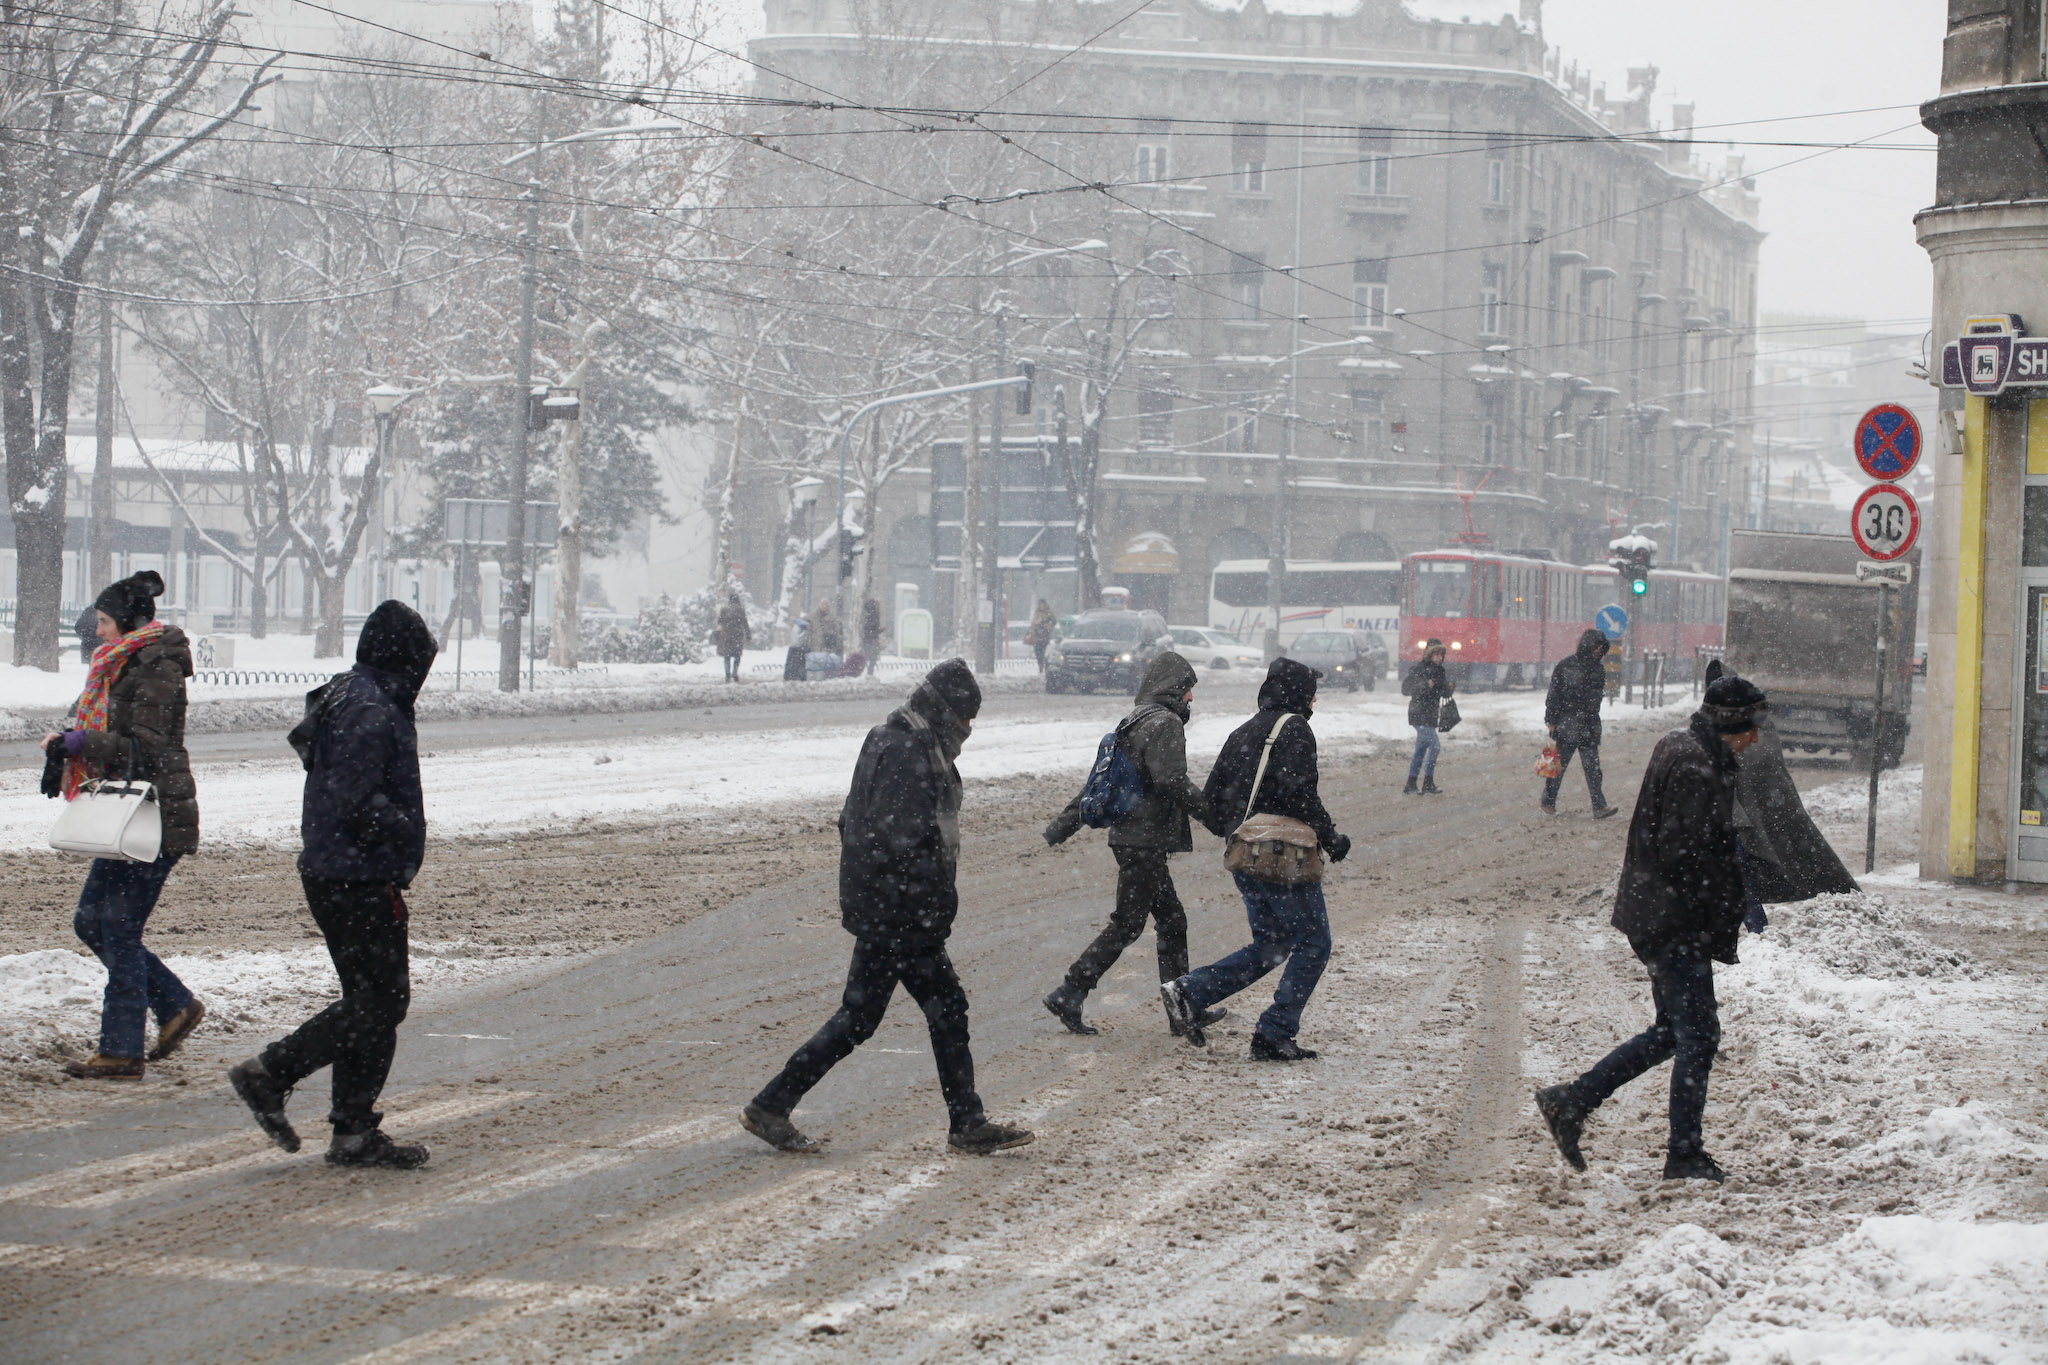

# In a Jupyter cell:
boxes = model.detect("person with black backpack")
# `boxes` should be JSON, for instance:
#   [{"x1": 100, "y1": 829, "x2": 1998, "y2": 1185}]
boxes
[{"x1": 1041, "y1": 652, "x2": 1226, "y2": 1036}]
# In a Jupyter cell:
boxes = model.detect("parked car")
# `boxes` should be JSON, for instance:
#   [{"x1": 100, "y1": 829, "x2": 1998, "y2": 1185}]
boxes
[
  {"x1": 1046, "y1": 609, "x2": 1172, "y2": 694},
  {"x1": 1285, "y1": 629, "x2": 1387, "y2": 691},
  {"x1": 1169, "y1": 625, "x2": 1265, "y2": 671}
]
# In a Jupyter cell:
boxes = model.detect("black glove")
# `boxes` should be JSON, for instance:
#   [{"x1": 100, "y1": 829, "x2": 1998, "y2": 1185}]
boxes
[
  {"x1": 39, "y1": 736, "x2": 66, "y2": 799},
  {"x1": 1044, "y1": 801, "x2": 1083, "y2": 846},
  {"x1": 1327, "y1": 833, "x2": 1352, "y2": 863}
]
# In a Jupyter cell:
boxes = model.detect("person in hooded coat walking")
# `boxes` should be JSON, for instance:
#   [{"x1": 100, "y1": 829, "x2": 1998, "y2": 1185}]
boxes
[
  {"x1": 228, "y1": 601, "x2": 439, "y2": 1169},
  {"x1": 742, "y1": 660, "x2": 1034, "y2": 1156},
  {"x1": 1543, "y1": 630, "x2": 1618, "y2": 818},
  {"x1": 1536, "y1": 675, "x2": 1768, "y2": 1184},
  {"x1": 1041, "y1": 652, "x2": 1227, "y2": 1035},
  {"x1": 715, "y1": 590, "x2": 750, "y2": 682},
  {"x1": 41, "y1": 571, "x2": 206, "y2": 1080},
  {"x1": 1160, "y1": 659, "x2": 1352, "y2": 1060},
  {"x1": 1402, "y1": 641, "x2": 1453, "y2": 795}
]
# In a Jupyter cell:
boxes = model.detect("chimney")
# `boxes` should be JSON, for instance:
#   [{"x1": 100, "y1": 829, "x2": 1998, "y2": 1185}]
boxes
[{"x1": 1519, "y1": 0, "x2": 1542, "y2": 34}]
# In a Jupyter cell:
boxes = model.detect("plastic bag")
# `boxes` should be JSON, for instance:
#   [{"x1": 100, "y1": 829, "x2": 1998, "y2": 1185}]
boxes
[{"x1": 1535, "y1": 744, "x2": 1563, "y2": 780}]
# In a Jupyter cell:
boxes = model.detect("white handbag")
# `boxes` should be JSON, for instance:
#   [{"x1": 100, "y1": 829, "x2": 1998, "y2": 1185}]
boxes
[{"x1": 48, "y1": 739, "x2": 163, "y2": 863}]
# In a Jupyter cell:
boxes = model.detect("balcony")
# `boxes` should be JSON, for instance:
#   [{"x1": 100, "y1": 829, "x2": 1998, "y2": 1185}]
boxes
[{"x1": 1343, "y1": 193, "x2": 1411, "y2": 222}]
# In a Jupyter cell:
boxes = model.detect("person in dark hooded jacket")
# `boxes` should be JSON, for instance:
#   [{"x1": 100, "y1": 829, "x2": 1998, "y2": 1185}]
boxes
[
  {"x1": 1159, "y1": 658, "x2": 1351, "y2": 1060},
  {"x1": 1542, "y1": 629, "x2": 1618, "y2": 817},
  {"x1": 228, "y1": 601, "x2": 439, "y2": 1170},
  {"x1": 1536, "y1": 675, "x2": 1767, "y2": 1185},
  {"x1": 1041, "y1": 652, "x2": 1226, "y2": 1035},
  {"x1": 1401, "y1": 640, "x2": 1453, "y2": 794},
  {"x1": 742, "y1": 660, "x2": 1035, "y2": 1157}
]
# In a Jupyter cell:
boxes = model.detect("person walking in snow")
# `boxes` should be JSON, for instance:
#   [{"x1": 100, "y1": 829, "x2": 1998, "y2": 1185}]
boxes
[
  {"x1": 741, "y1": 660, "x2": 1034, "y2": 1156},
  {"x1": 1401, "y1": 640, "x2": 1453, "y2": 795},
  {"x1": 815, "y1": 599, "x2": 844, "y2": 656},
  {"x1": 1025, "y1": 599, "x2": 1057, "y2": 674},
  {"x1": 1536, "y1": 674, "x2": 1768, "y2": 1184},
  {"x1": 228, "y1": 602, "x2": 440, "y2": 1170},
  {"x1": 40, "y1": 571, "x2": 206, "y2": 1080},
  {"x1": 860, "y1": 596, "x2": 884, "y2": 676},
  {"x1": 1160, "y1": 658, "x2": 1351, "y2": 1060},
  {"x1": 1041, "y1": 652, "x2": 1227, "y2": 1036},
  {"x1": 1542, "y1": 629, "x2": 1618, "y2": 818},
  {"x1": 784, "y1": 616, "x2": 810, "y2": 682},
  {"x1": 715, "y1": 589, "x2": 749, "y2": 682}
]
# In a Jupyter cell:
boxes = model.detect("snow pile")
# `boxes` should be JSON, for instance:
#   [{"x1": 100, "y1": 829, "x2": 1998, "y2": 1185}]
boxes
[
  {"x1": 1844, "y1": 1104, "x2": 2048, "y2": 1208},
  {"x1": 1565, "y1": 1224, "x2": 1745, "y2": 1357},
  {"x1": 1768, "y1": 892, "x2": 1979, "y2": 982},
  {"x1": 1800, "y1": 764, "x2": 1922, "y2": 827}
]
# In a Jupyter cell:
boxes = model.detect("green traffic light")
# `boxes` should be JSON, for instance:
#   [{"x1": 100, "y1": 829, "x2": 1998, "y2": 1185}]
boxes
[{"x1": 1629, "y1": 577, "x2": 1649, "y2": 596}]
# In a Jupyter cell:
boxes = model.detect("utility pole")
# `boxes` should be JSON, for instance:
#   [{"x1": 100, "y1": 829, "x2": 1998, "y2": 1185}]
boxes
[
  {"x1": 1266, "y1": 89, "x2": 1308, "y2": 661},
  {"x1": 978, "y1": 314, "x2": 1007, "y2": 674},
  {"x1": 89, "y1": 270, "x2": 115, "y2": 595},
  {"x1": 499, "y1": 179, "x2": 540, "y2": 692}
]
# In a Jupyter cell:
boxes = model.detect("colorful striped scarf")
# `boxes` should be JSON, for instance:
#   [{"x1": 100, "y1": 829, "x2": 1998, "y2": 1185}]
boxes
[{"x1": 63, "y1": 619, "x2": 164, "y2": 799}]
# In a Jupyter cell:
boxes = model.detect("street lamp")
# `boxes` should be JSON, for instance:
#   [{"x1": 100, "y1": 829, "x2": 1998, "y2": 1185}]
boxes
[
  {"x1": 793, "y1": 477, "x2": 824, "y2": 626},
  {"x1": 366, "y1": 383, "x2": 410, "y2": 603},
  {"x1": 1257, "y1": 334, "x2": 1373, "y2": 658}
]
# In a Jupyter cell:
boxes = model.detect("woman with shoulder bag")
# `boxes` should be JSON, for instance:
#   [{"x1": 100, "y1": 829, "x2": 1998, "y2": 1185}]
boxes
[
  {"x1": 1159, "y1": 658, "x2": 1352, "y2": 1061},
  {"x1": 39, "y1": 571, "x2": 204, "y2": 1080}
]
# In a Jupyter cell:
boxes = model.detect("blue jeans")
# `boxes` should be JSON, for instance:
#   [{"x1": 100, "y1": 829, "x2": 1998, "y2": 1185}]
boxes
[
  {"x1": 1407, "y1": 725, "x2": 1441, "y2": 782},
  {"x1": 73, "y1": 853, "x2": 190, "y2": 1060},
  {"x1": 1180, "y1": 873, "x2": 1332, "y2": 1042}
]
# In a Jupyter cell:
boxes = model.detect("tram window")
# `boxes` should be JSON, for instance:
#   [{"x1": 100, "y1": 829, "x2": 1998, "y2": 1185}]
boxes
[
  {"x1": 1507, "y1": 566, "x2": 1537, "y2": 619},
  {"x1": 1473, "y1": 563, "x2": 1502, "y2": 618},
  {"x1": 1410, "y1": 560, "x2": 1472, "y2": 617}
]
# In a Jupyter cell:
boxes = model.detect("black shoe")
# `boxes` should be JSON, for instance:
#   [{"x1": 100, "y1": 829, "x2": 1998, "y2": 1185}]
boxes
[
  {"x1": 1198, "y1": 1005, "x2": 1227, "y2": 1027},
  {"x1": 1043, "y1": 985, "x2": 1097, "y2": 1036},
  {"x1": 1420, "y1": 779, "x2": 1442, "y2": 795},
  {"x1": 1535, "y1": 1084, "x2": 1587, "y2": 1172},
  {"x1": 228, "y1": 1059, "x2": 300, "y2": 1154},
  {"x1": 1539, "y1": 802, "x2": 1557, "y2": 816},
  {"x1": 326, "y1": 1128, "x2": 430, "y2": 1170},
  {"x1": 1402, "y1": 777, "x2": 1419, "y2": 795},
  {"x1": 741, "y1": 1102, "x2": 823, "y2": 1153},
  {"x1": 1248, "y1": 1034, "x2": 1317, "y2": 1061},
  {"x1": 1662, "y1": 1150, "x2": 1727, "y2": 1183},
  {"x1": 1159, "y1": 979, "x2": 1204, "y2": 1047},
  {"x1": 948, "y1": 1119, "x2": 1035, "y2": 1155},
  {"x1": 1592, "y1": 805, "x2": 1618, "y2": 820}
]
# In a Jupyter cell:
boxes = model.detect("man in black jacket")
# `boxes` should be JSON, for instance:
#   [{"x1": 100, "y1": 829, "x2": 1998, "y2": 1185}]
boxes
[
  {"x1": 1542, "y1": 629, "x2": 1617, "y2": 817},
  {"x1": 1042, "y1": 652, "x2": 1226, "y2": 1035},
  {"x1": 743, "y1": 660, "x2": 1034, "y2": 1156},
  {"x1": 1536, "y1": 675, "x2": 1767, "y2": 1184},
  {"x1": 228, "y1": 601, "x2": 438, "y2": 1170},
  {"x1": 1401, "y1": 640, "x2": 1453, "y2": 795},
  {"x1": 1159, "y1": 659, "x2": 1352, "y2": 1060}
]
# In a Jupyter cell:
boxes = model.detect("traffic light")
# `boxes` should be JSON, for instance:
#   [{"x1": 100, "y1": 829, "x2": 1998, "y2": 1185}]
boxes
[
  {"x1": 1015, "y1": 362, "x2": 1035, "y2": 416},
  {"x1": 837, "y1": 526, "x2": 862, "y2": 582},
  {"x1": 1608, "y1": 537, "x2": 1655, "y2": 599}
]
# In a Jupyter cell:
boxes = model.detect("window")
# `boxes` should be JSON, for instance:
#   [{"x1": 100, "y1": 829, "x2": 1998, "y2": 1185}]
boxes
[
  {"x1": 1480, "y1": 420, "x2": 1499, "y2": 466},
  {"x1": 1228, "y1": 253, "x2": 1265, "y2": 322},
  {"x1": 1223, "y1": 393, "x2": 1260, "y2": 452},
  {"x1": 1352, "y1": 258, "x2": 1389, "y2": 330},
  {"x1": 1408, "y1": 559, "x2": 1472, "y2": 618},
  {"x1": 1479, "y1": 263, "x2": 1505, "y2": 335},
  {"x1": 1349, "y1": 388, "x2": 1384, "y2": 457},
  {"x1": 1135, "y1": 139, "x2": 1170, "y2": 183},
  {"x1": 1231, "y1": 122, "x2": 1267, "y2": 192},
  {"x1": 1484, "y1": 145, "x2": 1507, "y2": 205},
  {"x1": 1357, "y1": 129, "x2": 1393, "y2": 194},
  {"x1": 1138, "y1": 387, "x2": 1174, "y2": 446}
]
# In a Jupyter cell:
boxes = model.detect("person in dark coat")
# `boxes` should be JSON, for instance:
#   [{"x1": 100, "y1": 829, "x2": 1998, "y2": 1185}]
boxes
[
  {"x1": 784, "y1": 615, "x2": 810, "y2": 682},
  {"x1": 743, "y1": 660, "x2": 1034, "y2": 1156},
  {"x1": 1042, "y1": 652, "x2": 1226, "y2": 1035},
  {"x1": 228, "y1": 601, "x2": 439, "y2": 1170},
  {"x1": 41, "y1": 571, "x2": 206, "y2": 1079},
  {"x1": 1160, "y1": 658, "x2": 1352, "y2": 1060},
  {"x1": 1536, "y1": 675, "x2": 1768, "y2": 1184},
  {"x1": 1543, "y1": 629, "x2": 1618, "y2": 817},
  {"x1": 814, "y1": 599, "x2": 844, "y2": 656},
  {"x1": 1401, "y1": 640, "x2": 1453, "y2": 795},
  {"x1": 714, "y1": 590, "x2": 749, "y2": 682},
  {"x1": 860, "y1": 596, "x2": 884, "y2": 676}
]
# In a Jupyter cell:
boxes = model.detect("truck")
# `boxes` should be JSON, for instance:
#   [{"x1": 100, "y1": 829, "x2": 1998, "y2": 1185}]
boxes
[{"x1": 1723, "y1": 529, "x2": 1918, "y2": 769}]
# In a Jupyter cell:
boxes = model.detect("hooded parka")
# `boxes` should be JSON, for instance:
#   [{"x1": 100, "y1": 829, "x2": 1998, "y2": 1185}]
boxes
[
  {"x1": 1047, "y1": 652, "x2": 1217, "y2": 851},
  {"x1": 1611, "y1": 713, "x2": 1749, "y2": 963},
  {"x1": 1203, "y1": 658, "x2": 1342, "y2": 850},
  {"x1": 74, "y1": 626, "x2": 200, "y2": 857},
  {"x1": 1545, "y1": 630, "x2": 1610, "y2": 746},
  {"x1": 714, "y1": 594, "x2": 749, "y2": 657}
]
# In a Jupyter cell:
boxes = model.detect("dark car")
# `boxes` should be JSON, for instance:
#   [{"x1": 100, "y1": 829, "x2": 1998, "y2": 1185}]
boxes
[
  {"x1": 1285, "y1": 629, "x2": 1388, "y2": 691},
  {"x1": 1046, "y1": 609, "x2": 1172, "y2": 694}
]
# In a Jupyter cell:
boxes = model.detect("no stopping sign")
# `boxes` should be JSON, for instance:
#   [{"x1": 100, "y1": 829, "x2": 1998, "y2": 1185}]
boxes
[{"x1": 1851, "y1": 484, "x2": 1920, "y2": 561}]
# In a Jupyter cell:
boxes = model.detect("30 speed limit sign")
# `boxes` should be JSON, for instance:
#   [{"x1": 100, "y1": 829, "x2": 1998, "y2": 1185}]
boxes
[{"x1": 1850, "y1": 483, "x2": 1920, "y2": 561}]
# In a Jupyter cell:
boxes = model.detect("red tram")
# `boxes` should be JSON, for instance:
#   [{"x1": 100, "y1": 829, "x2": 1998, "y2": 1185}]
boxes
[{"x1": 1399, "y1": 549, "x2": 1725, "y2": 687}]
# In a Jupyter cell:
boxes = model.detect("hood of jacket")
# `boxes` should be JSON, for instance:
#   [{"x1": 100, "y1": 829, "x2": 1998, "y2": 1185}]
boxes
[
  {"x1": 1575, "y1": 629, "x2": 1610, "y2": 661},
  {"x1": 905, "y1": 676, "x2": 974, "y2": 760},
  {"x1": 1258, "y1": 656, "x2": 1320, "y2": 716},
  {"x1": 135, "y1": 625, "x2": 194, "y2": 676},
  {"x1": 356, "y1": 600, "x2": 438, "y2": 713},
  {"x1": 1136, "y1": 651, "x2": 1197, "y2": 720}
]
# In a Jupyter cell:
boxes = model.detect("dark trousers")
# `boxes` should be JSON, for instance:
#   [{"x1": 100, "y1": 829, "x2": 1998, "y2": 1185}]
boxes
[
  {"x1": 1568, "y1": 944, "x2": 1720, "y2": 1156},
  {"x1": 261, "y1": 876, "x2": 412, "y2": 1135},
  {"x1": 754, "y1": 935, "x2": 985, "y2": 1132},
  {"x1": 1542, "y1": 737, "x2": 1606, "y2": 808},
  {"x1": 74, "y1": 853, "x2": 190, "y2": 1060},
  {"x1": 1063, "y1": 847, "x2": 1188, "y2": 993},
  {"x1": 1181, "y1": 872, "x2": 1332, "y2": 1042},
  {"x1": 722, "y1": 653, "x2": 741, "y2": 681}
]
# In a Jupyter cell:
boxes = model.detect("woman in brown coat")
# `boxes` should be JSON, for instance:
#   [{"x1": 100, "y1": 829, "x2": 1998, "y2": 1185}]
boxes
[
  {"x1": 714, "y1": 590, "x2": 749, "y2": 682},
  {"x1": 40, "y1": 571, "x2": 204, "y2": 1079}
]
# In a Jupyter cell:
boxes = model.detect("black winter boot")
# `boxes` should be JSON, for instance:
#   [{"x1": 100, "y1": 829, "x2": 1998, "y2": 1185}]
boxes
[
  {"x1": 1535, "y1": 1084, "x2": 1588, "y2": 1172},
  {"x1": 1249, "y1": 1034, "x2": 1317, "y2": 1061},
  {"x1": 327, "y1": 1128, "x2": 429, "y2": 1169},
  {"x1": 1662, "y1": 1150, "x2": 1727, "y2": 1183},
  {"x1": 1420, "y1": 777, "x2": 1442, "y2": 795},
  {"x1": 1159, "y1": 979, "x2": 1205, "y2": 1047},
  {"x1": 1402, "y1": 776, "x2": 1419, "y2": 795},
  {"x1": 741, "y1": 1102, "x2": 823, "y2": 1154},
  {"x1": 228, "y1": 1059, "x2": 300, "y2": 1154},
  {"x1": 1043, "y1": 985, "x2": 1097, "y2": 1035},
  {"x1": 948, "y1": 1119, "x2": 1035, "y2": 1154}
]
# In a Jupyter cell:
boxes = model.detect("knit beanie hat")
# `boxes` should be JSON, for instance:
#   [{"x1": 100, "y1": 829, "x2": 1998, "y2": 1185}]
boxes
[
  {"x1": 1700, "y1": 675, "x2": 1767, "y2": 733},
  {"x1": 94, "y1": 570, "x2": 165, "y2": 634},
  {"x1": 922, "y1": 657, "x2": 982, "y2": 721}
]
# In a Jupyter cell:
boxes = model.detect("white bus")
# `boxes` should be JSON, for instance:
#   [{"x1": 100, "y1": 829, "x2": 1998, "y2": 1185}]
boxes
[{"x1": 1208, "y1": 558, "x2": 1403, "y2": 653}]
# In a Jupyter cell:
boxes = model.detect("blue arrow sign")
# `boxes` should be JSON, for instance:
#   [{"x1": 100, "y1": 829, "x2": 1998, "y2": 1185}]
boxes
[{"x1": 1595, "y1": 604, "x2": 1629, "y2": 641}]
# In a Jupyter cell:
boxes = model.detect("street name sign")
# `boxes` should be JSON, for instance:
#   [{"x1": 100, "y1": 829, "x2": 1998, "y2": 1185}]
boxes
[
  {"x1": 1594, "y1": 604, "x2": 1629, "y2": 640},
  {"x1": 1850, "y1": 484, "x2": 1920, "y2": 562},
  {"x1": 1853, "y1": 404, "x2": 1922, "y2": 481}
]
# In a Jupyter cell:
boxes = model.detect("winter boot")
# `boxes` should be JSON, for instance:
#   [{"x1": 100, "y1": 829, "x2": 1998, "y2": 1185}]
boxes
[
  {"x1": 1662, "y1": 1150, "x2": 1727, "y2": 1183},
  {"x1": 1420, "y1": 777, "x2": 1442, "y2": 796},
  {"x1": 62, "y1": 1054, "x2": 143, "y2": 1081},
  {"x1": 948, "y1": 1119, "x2": 1036, "y2": 1155},
  {"x1": 1249, "y1": 1034, "x2": 1317, "y2": 1062},
  {"x1": 1539, "y1": 801, "x2": 1557, "y2": 815},
  {"x1": 327, "y1": 1128, "x2": 430, "y2": 1170},
  {"x1": 227, "y1": 1058, "x2": 301, "y2": 1153},
  {"x1": 1592, "y1": 805, "x2": 1619, "y2": 820},
  {"x1": 1166, "y1": 1003, "x2": 1228, "y2": 1038},
  {"x1": 1043, "y1": 985, "x2": 1097, "y2": 1036},
  {"x1": 1159, "y1": 979, "x2": 1205, "y2": 1047},
  {"x1": 148, "y1": 998, "x2": 206, "y2": 1061},
  {"x1": 1535, "y1": 1084, "x2": 1588, "y2": 1172},
  {"x1": 1402, "y1": 776, "x2": 1419, "y2": 795},
  {"x1": 740, "y1": 1102, "x2": 823, "y2": 1154}
]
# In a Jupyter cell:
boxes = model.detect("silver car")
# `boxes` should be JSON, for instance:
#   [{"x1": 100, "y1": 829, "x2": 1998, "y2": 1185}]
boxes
[
  {"x1": 1285, "y1": 629, "x2": 1388, "y2": 691},
  {"x1": 1169, "y1": 626, "x2": 1265, "y2": 670}
]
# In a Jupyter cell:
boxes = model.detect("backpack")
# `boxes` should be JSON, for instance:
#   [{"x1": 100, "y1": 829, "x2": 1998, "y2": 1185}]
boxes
[{"x1": 1076, "y1": 706, "x2": 1160, "y2": 828}]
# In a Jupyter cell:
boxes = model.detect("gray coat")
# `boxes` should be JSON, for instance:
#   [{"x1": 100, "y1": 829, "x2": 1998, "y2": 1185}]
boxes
[{"x1": 1047, "y1": 652, "x2": 1220, "y2": 851}]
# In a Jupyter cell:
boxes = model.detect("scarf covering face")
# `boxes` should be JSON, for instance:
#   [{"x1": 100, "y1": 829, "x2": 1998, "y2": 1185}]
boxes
[{"x1": 64, "y1": 618, "x2": 165, "y2": 798}]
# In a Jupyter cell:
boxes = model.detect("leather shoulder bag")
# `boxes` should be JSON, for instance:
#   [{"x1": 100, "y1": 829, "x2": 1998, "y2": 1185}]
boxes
[
  {"x1": 49, "y1": 737, "x2": 162, "y2": 863},
  {"x1": 1223, "y1": 714, "x2": 1325, "y2": 885}
]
